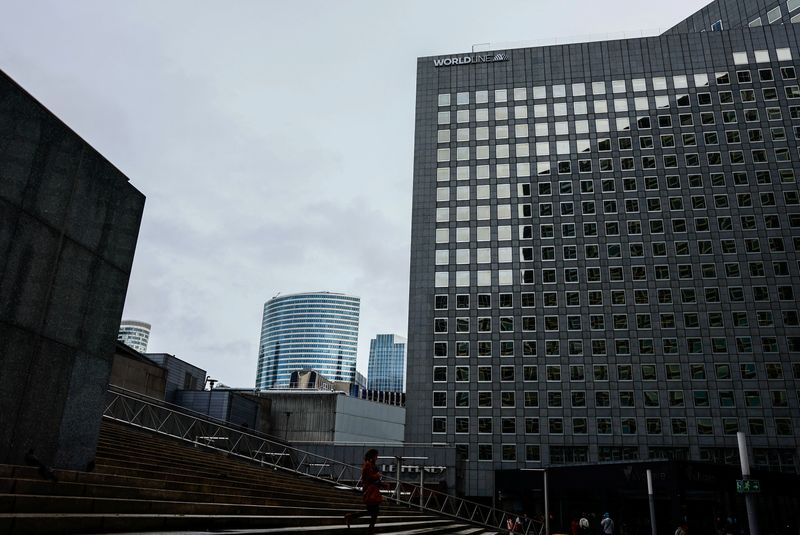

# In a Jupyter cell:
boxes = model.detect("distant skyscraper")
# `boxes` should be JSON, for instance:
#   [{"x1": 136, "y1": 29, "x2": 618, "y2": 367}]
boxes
[
  {"x1": 367, "y1": 334, "x2": 406, "y2": 392},
  {"x1": 117, "y1": 320, "x2": 151, "y2": 353},
  {"x1": 255, "y1": 292, "x2": 360, "y2": 389}
]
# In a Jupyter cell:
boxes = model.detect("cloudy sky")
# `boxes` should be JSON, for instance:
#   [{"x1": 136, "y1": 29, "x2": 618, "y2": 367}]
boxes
[{"x1": 1, "y1": 0, "x2": 708, "y2": 387}]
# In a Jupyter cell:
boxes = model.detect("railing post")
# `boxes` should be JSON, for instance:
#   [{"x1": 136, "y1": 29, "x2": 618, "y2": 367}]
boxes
[
  {"x1": 394, "y1": 456, "x2": 402, "y2": 500},
  {"x1": 419, "y1": 467, "x2": 424, "y2": 508}
]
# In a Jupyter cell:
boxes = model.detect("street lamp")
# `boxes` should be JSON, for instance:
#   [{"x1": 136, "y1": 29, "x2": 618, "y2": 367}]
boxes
[{"x1": 205, "y1": 376, "x2": 217, "y2": 417}]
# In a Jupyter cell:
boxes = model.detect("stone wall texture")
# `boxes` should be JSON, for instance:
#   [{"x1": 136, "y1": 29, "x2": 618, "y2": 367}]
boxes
[{"x1": 0, "y1": 69, "x2": 145, "y2": 469}]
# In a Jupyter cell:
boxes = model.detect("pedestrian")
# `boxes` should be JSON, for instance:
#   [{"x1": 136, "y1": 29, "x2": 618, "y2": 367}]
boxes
[
  {"x1": 345, "y1": 449, "x2": 384, "y2": 534},
  {"x1": 579, "y1": 513, "x2": 591, "y2": 535},
  {"x1": 674, "y1": 522, "x2": 688, "y2": 535},
  {"x1": 571, "y1": 517, "x2": 580, "y2": 535},
  {"x1": 601, "y1": 513, "x2": 615, "y2": 535}
]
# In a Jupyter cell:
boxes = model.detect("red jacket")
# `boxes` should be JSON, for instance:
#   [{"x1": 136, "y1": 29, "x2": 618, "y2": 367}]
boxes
[{"x1": 362, "y1": 460, "x2": 383, "y2": 505}]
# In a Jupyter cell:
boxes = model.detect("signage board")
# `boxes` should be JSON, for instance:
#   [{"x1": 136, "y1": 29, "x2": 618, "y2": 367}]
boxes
[
  {"x1": 433, "y1": 53, "x2": 509, "y2": 67},
  {"x1": 736, "y1": 479, "x2": 761, "y2": 493}
]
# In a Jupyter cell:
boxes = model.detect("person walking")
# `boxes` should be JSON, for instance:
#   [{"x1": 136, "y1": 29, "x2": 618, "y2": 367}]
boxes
[
  {"x1": 579, "y1": 513, "x2": 591, "y2": 535},
  {"x1": 345, "y1": 449, "x2": 384, "y2": 534},
  {"x1": 601, "y1": 513, "x2": 615, "y2": 535}
]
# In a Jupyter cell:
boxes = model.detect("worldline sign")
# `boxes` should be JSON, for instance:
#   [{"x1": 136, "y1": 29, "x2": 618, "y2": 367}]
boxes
[{"x1": 433, "y1": 52, "x2": 509, "y2": 67}]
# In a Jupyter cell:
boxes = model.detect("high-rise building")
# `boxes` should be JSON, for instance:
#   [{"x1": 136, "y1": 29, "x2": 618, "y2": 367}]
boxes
[
  {"x1": 407, "y1": 0, "x2": 800, "y2": 497},
  {"x1": 367, "y1": 334, "x2": 407, "y2": 392},
  {"x1": 117, "y1": 320, "x2": 151, "y2": 353},
  {"x1": 255, "y1": 292, "x2": 360, "y2": 389}
]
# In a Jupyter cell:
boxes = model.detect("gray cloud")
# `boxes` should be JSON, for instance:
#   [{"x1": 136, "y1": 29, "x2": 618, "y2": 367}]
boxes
[{"x1": 1, "y1": 0, "x2": 708, "y2": 386}]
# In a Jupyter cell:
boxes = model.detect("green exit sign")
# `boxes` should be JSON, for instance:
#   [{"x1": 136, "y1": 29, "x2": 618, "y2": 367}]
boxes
[{"x1": 736, "y1": 479, "x2": 761, "y2": 493}]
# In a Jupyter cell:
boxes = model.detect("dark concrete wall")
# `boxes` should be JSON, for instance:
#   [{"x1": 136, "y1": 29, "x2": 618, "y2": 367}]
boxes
[
  {"x1": 145, "y1": 353, "x2": 206, "y2": 402},
  {"x1": 109, "y1": 349, "x2": 167, "y2": 400},
  {"x1": 173, "y1": 390, "x2": 263, "y2": 432},
  {"x1": 0, "y1": 69, "x2": 145, "y2": 469}
]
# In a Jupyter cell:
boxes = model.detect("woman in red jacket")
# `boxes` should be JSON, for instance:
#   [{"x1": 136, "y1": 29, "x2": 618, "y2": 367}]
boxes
[{"x1": 344, "y1": 449, "x2": 383, "y2": 534}]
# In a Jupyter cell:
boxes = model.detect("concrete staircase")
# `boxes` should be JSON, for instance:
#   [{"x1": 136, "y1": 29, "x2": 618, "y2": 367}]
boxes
[{"x1": 0, "y1": 419, "x2": 501, "y2": 534}]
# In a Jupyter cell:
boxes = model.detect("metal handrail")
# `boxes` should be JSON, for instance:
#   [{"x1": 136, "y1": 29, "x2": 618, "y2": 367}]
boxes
[{"x1": 102, "y1": 386, "x2": 544, "y2": 535}]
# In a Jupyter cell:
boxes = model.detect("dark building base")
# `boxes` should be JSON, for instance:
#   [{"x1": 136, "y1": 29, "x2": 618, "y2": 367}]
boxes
[{"x1": 496, "y1": 461, "x2": 800, "y2": 535}]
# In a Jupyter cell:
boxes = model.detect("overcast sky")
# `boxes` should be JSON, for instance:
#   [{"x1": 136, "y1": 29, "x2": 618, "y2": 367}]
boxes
[{"x1": 1, "y1": 0, "x2": 708, "y2": 387}]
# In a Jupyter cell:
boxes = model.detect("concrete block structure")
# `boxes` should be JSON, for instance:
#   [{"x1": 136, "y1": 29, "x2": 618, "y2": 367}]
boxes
[
  {"x1": 109, "y1": 342, "x2": 167, "y2": 399},
  {"x1": 0, "y1": 69, "x2": 145, "y2": 469},
  {"x1": 256, "y1": 390, "x2": 405, "y2": 444},
  {"x1": 145, "y1": 352, "x2": 206, "y2": 402}
]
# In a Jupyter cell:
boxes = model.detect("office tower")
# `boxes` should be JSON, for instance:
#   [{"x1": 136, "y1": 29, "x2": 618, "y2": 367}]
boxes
[
  {"x1": 367, "y1": 334, "x2": 407, "y2": 392},
  {"x1": 406, "y1": 0, "x2": 800, "y2": 497},
  {"x1": 118, "y1": 320, "x2": 151, "y2": 353},
  {"x1": 255, "y1": 292, "x2": 360, "y2": 389}
]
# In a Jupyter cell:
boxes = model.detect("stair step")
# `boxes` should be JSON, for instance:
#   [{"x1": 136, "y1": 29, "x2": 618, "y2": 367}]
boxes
[
  {"x1": 0, "y1": 513, "x2": 455, "y2": 535},
  {"x1": 90, "y1": 528, "x2": 500, "y2": 535},
  {"x1": 0, "y1": 419, "x2": 509, "y2": 534},
  {"x1": 0, "y1": 493, "x2": 382, "y2": 516},
  {"x1": 3, "y1": 465, "x2": 360, "y2": 504}
]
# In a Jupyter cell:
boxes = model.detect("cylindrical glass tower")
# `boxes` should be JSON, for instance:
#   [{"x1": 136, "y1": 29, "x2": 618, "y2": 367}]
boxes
[
  {"x1": 255, "y1": 292, "x2": 360, "y2": 389},
  {"x1": 117, "y1": 320, "x2": 151, "y2": 353}
]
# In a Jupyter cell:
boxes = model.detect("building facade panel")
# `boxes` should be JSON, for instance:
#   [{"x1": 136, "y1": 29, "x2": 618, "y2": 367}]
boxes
[
  {"x1": 667, "y1": 0, "x2": 798, "y2": 34},
  {"x1": 367, "y1": 334, "x2": 407, "y2": 392}
]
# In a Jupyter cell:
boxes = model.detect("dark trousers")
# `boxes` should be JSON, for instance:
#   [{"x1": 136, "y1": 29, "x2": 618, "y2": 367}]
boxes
[{"x1": 349, "y1": 503, "x2": 379, "y2": 530}]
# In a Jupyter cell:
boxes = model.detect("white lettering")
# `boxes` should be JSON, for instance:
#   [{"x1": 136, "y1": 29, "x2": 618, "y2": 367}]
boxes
[{"x1": 433, "y1": 53, "x2": 509, "y2": 67}]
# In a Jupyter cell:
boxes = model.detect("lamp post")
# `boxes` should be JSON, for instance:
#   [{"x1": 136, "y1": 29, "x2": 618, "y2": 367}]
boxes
[
  {"x1": 521, "y1": 468, "x2": 549, "y2": 535},
  {"x1": 205, "y1": 376, "x2": 217, "y2": 417},
  {"x1": 381, "y1": 455, "x2": 430, "y2": 503},
  {"x1": 647, "y1": 469, "x2": 657, "y2": 535},
  {"x1": 737, "y1": 432, "x2": 759, "y2": 535}
]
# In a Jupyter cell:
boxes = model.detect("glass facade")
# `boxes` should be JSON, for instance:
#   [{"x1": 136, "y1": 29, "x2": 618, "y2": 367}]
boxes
[
  {"x1": 118, "y1": 320, "x2": 151, "y2": 353},
  {"x1": 367, "y1": 334, "x2": 407, "y2": 392},
  {"x1": 255, "y1": 292, "x2": 360, "y2": 389},
  {"x1": 407, "y1": 4, "x2": 800, "y2": 496}
]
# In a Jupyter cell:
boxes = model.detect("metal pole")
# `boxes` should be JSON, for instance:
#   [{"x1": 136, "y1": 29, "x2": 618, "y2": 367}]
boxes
[
  {"x1": 647, "y1": 469, "x2": 657, "y2": 535},
  {"x1": 420, "y1": 467, "x2": 424, "y2": 508},
  {"x1": 395, "y1": 456, "x2": 402, "y2": 500},
  {"x1": 737, "y1": 432, "x2": 759, "y2": 535},
  {"x1": 544, "y1": 469, "x2": 550, "y2": 535}
]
